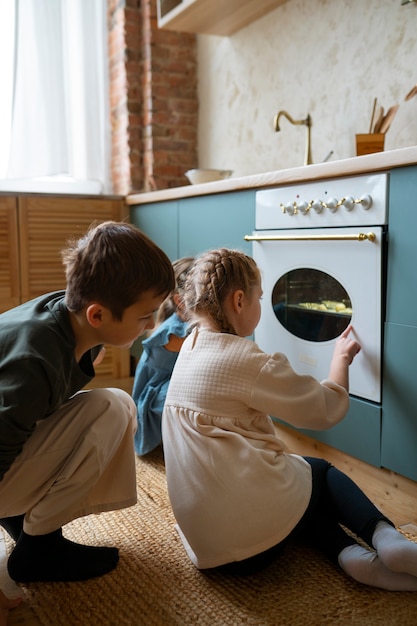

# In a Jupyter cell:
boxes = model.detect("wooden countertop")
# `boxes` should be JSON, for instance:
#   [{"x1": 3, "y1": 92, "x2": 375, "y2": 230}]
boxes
[{"x1": 126, "y1": 146, "x2": 417, "y2": 206}]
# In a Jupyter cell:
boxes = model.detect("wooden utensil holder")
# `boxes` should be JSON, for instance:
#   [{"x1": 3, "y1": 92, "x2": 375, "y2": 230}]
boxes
[{"x1": 356, "y1": 133, "x2": 385, "y2": 156}]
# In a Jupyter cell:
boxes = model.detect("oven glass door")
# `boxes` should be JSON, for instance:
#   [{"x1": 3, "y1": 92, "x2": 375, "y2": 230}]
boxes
[{"x1": 253, "y1": 226, "x2": 383, "y2": 403}]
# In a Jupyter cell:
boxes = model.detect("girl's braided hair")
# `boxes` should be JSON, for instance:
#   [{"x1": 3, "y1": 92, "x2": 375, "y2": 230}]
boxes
[
  {"x1": 156, "y1": 256, "x2": 195, "y2": 324},
  {"x1": 184, "y1": 248, "x2": 260, "y2": 334}
]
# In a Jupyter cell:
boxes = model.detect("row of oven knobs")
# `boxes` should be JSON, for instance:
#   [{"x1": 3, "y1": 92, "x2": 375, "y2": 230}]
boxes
[{"x1": 281, "y1": 194, "x2": 373, "y2": 215}]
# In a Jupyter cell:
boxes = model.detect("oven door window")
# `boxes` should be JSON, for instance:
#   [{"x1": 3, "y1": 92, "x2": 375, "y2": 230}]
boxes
[{"x1": 271, "y1": 268, "x2": 352, "y2": 342}]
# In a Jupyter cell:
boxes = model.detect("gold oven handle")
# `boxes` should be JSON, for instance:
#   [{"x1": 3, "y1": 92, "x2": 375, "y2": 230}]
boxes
[{"x1": 244, "y1": 232, "x2": 376, "y2": 242}]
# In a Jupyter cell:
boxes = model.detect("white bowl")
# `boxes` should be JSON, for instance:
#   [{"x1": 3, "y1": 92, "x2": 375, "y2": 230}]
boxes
[{"x1": 185, "y1": 169, "x2": 233, "y2": 185}]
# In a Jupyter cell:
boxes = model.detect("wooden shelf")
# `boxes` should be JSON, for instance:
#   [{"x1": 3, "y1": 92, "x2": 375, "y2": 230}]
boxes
[{"x1": 157, "y1": 0, "x2": 288, "y2": 36}]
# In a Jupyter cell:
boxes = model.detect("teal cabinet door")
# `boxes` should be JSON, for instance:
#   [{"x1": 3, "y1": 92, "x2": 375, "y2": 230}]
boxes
[
  {"x1": 273, "y1": 397, "x2": 381, "y2": 467},
  {"x1": 130, "y1": 200, "x2": 179, "y2": 261},
  {"x1": 381, "y1": 165, "x2": 417, "y2": 481},
  {"x1": 178, "y1": 191, "x2": 256, "y2": 258},
  {"x1": 382, "y1": 322, "x2": 417, "y2": 481},
  {"x1": 386, "y1": 165, "x2": 417, "y2": 326},
  {"x1": 381, "y1": 166, "x2": 417, "y2": 480},
  {"x1": 301, "y1": 398, "x2": 381, "y2": 466},
  {"x1": 130, "y1": 190, "x2": 256, "y2": 261}
]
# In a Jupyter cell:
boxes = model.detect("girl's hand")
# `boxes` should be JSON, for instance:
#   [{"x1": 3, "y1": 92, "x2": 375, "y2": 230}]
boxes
[
  {"x1": 328, "y1": 325, "x2": 361, "y2": 391},
  {"x1": 333, "y1": 325, "x2": 361, "y2": 365},
  {"x1": 0, "y1": 589, "x2": 22, "y2": 626}
]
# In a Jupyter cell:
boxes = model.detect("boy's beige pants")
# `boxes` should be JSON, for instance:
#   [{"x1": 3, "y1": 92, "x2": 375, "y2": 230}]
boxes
[{"x1": 0, "y1": 388, "x2": 137, "y2": 535}]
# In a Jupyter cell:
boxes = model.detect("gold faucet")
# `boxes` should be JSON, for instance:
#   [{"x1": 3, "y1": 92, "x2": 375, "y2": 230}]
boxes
[{"x1": 274, "y1": 110, "x2": 313, "y2": 165}]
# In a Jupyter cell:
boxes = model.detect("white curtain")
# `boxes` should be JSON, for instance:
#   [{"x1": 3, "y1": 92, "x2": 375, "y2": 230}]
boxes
[
  {"x1": 0, "y1": 0, "x2": 15, "y2": 178},
  {"x1": 0, "y1": 0, "x2": 111, "y2": 193}
]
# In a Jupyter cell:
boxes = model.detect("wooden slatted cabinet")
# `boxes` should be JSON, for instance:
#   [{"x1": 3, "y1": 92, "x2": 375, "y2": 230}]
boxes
[
  {"x1": 0, "y1": 196, "x2": 20, "y2": 313},
  {"x1": 1, "y1": 194, "x2": 130, "y2": 379}
]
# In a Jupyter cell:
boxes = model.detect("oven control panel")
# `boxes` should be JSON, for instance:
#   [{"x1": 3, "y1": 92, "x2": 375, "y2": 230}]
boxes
[{"x1": 255, "y1": 173, "x2": 388, "y2": 229}]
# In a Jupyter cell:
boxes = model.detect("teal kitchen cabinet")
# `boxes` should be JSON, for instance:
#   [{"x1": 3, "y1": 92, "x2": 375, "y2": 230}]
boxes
[
  {"x1": 273, "y1": 166, "x2": 417, "y2": 475},
  {"x1": 385, "y1": 165, "x2": 417, "y2": 327},
  {"x1": 177, "y1": 192, "x2": 255, "y2": 258},
  {"x1": 297, "y1": 398, "x2": 381, "y2": 467},
  {"x1": 130, "y1": 200, "x2": 179, "y2": 261},
  {"x1": 130, "y1": 190, "x2": 256, "y2": 261},
  {"x1": 299, "y1": 165, "x2": 417, "y2": 475},
  {"x1": 381, "y1": 165, "x2": 417, "y2": 481},
  {"x1": 129, "y1": 167, "x2": 417, "y2": 480},
  {"x1": 382, "y1": 323, "x2": 417, "y2": 480},
  {"x1": 131, "y1": 187, "x2": 381, "y2": 466}
]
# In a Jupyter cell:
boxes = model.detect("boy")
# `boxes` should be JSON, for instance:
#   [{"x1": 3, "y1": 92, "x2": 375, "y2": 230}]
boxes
[{"x1": 0, "y1": 221, "x2": 174, "y2": 583}]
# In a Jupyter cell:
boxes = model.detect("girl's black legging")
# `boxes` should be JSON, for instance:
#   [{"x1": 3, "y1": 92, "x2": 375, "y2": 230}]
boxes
[
  {"x1": 291, "y1": 457, "x2": 393, "y2": 562},
  {"x1": 213, "y1": 457, "x2": 393, "y2": 576}
]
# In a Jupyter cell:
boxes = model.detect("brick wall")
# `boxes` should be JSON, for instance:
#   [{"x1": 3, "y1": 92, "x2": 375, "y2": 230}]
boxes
[{"x1": 108, "y1": 0, "x2": 198, "y2": 195}]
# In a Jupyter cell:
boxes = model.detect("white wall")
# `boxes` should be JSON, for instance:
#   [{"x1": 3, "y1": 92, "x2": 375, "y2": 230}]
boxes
[{"x1": 197, "y1": 0, "x2": 417, "y2": 176}]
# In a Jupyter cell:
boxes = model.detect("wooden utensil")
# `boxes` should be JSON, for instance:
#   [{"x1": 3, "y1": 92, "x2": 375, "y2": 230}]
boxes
[
  {"x1": 405, "y1": 84, "x2": 417, "y2": 101},
  {"x1": 373, "y1": 106, "x2": 384, "y2": 133},
  {"x1": 379, "y1": 104, "x2": 400, "y2": 134},
  {"x1": 369, "y1": 97, "x2": 378, "y2": 133}
]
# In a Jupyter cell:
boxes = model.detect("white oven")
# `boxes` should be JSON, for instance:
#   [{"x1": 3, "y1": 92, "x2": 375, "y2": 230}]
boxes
[{"x1": 246, "y1": 174, "x2": 388, "y2": 403}]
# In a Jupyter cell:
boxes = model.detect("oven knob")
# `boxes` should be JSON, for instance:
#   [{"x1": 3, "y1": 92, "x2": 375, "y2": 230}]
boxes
[
  {"x1": 359, "y1": 194, "x2": 373, "y2": 210},
  {"x1": 311, "y1": 199, "x2": 324, "y2": 213},
  {"x1": 297, "y1": 201, "x2": 309, "y2": 215},
  {"x1": 342, "y1": 196, "x2": 355, "y2": 211},
  {"x1": 282, "y1": 202, "x2": 297, "y2": 215},
  {"x1": 325, "y1": 197, "x2": 339, "y2": 212}
]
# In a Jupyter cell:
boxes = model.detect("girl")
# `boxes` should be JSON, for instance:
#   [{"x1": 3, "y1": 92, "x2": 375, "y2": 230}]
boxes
[
  {"x1": 132, "y1": 257, "x2": 194, "y2": 456},
  {"x1": 162, "y1": 248, "x2": 417, "y2": 590}
]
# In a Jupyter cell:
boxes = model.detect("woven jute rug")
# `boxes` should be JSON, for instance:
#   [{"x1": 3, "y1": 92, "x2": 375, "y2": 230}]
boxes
[{"x1": 6, "y1": 448, "x2": 417, "y2": 626}]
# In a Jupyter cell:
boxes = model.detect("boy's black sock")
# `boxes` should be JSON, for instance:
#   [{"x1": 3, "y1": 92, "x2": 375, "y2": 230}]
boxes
[
  {"x1": 0, "y1": 515, "x2": 25, "y2": 542},
  {"x1": 7, "y1": 528, "x2": 119, "y2": 583}
]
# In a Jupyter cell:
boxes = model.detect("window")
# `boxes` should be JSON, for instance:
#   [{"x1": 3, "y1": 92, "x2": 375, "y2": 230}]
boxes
[{"x1": 0, "y1": 0, "x2": 111, "y2": 193}]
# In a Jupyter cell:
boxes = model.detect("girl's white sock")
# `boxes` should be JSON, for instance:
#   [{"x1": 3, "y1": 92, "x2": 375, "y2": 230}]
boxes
[
  {"x1": 372, "y1": 521, "x2": 417, "y2": 577},
  {"x1": 338, "y1": 544, "x2": 417, "y2": 591}
]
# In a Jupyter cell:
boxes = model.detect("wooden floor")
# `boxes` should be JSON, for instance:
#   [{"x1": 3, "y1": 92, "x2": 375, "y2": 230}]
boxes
[{"x1": 2, "y1": 376, "x2": 417, "y2": 625}]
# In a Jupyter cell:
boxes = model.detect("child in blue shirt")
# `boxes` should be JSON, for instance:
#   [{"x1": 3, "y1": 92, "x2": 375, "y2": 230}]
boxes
[{"x1": 132, "y1": 257, "x2": 194, "y2": 455}]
